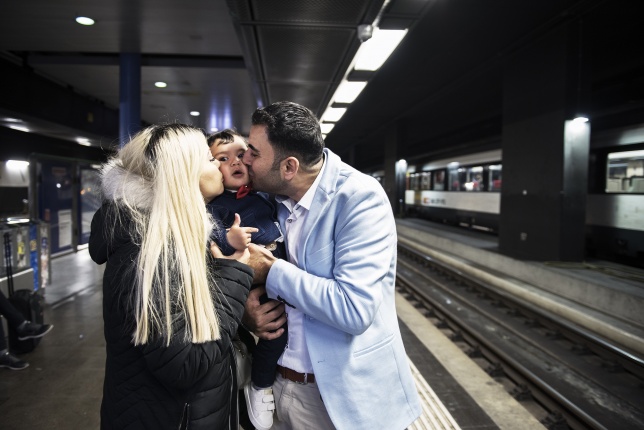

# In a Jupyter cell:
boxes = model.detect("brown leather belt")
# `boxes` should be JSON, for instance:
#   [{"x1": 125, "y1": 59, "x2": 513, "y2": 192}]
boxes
[{"x1": 277, "y1": 365, "x2": 316, "y2": 384}]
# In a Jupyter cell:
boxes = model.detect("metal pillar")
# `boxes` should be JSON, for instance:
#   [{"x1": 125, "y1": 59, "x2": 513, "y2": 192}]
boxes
[{"x1": 119, "y1": 53, "x2": 141, "y2": 146}]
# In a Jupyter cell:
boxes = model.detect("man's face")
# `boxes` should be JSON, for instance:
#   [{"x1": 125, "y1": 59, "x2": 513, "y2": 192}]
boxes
[
  {"x1": 210, "y1": 135, "x2": 248, "y2": 191},
  {"x1": 243, "y1": 125, "x2": 285, "y2": 195}
]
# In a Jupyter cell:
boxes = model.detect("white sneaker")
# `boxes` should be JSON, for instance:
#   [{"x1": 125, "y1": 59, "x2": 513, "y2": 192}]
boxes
[{"x1": 244, "y1": 383, "x2": 275, "y2": 430}]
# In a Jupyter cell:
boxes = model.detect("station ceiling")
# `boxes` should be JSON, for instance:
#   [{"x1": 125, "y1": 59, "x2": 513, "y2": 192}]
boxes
[{"x1": 0, "y1": 0, "x2": 642, "y2": 171}]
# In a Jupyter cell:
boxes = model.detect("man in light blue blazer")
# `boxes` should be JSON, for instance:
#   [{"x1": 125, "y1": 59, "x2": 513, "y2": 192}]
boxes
[{"x1": 243, "y1": 101, "x2": 421, "y2": 430}]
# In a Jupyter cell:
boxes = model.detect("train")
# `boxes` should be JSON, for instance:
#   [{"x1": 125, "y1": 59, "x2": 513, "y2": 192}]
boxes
[{"x1": 397, "y1": 126, "x2": 644, "y2": 268}]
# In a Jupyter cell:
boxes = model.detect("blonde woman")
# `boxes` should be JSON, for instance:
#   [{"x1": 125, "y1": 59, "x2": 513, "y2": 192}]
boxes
[{"x1": 89, "y1": 123, "x2": 253, "y2": 430}]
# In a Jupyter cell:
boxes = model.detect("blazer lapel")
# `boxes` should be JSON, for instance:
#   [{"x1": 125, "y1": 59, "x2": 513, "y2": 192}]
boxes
[{"x1": 299, "y1": 149, "x2": 338, "y2": 269}]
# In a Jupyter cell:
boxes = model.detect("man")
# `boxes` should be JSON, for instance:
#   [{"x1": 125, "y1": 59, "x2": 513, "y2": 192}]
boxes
[{"x1": 242, "y1": 101, "x2": 421, "y2": 430}]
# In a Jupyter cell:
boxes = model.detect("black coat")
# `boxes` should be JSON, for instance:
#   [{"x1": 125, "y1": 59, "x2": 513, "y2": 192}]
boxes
[{"x1": 89, "y1": 203, "x2": 252, "y2": 430}]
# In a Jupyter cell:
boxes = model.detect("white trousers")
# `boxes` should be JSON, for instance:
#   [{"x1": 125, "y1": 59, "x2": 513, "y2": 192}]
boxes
[{"x1": 270, "y1": 373, "x2": 336, "y2": 430}]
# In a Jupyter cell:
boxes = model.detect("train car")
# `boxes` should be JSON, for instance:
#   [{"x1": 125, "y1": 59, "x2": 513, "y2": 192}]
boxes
[
  {"x1": 585, "y1": 127, "x2": 644, "y2": 266},
  {"x1": 0, "y1": 156, "x2": 102, "y2": 257},
  {"x1": 404, "y1": 149, "x2": 502, "y2": 232},
  {"x1": 401, "y1": 126, "x2": 644, "y2": 268}
]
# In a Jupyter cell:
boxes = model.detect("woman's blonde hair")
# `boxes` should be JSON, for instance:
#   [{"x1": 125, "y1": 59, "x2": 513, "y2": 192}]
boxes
[{"x1": 109, "y1": 123, "x2": 220, "y2": 345}]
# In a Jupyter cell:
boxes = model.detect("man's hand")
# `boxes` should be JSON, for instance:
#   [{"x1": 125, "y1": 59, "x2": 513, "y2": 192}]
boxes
[
  {"x1": 242, "y1": 286, "x2": 286, "y2": 340},
  {"x1": 247, "y1": 243, "x2": 276, "y2": 284}
]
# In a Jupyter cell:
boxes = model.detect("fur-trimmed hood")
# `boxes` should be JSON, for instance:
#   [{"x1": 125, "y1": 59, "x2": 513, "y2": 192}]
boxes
[{"x1": 101, "y1": 160, "x2": 154, "y2": 209}]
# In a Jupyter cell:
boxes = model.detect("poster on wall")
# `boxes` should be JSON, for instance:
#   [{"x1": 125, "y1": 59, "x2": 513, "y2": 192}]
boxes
[
  {"x1": 40, "y1": 224, "x2": 50, "y2": 288},
  {"x1": 58, "y1": 209, "x2": 72, "y2": 248}
]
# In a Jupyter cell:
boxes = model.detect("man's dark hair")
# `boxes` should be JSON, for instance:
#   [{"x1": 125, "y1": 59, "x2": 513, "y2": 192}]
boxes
[
  {"x1": 251, "y1": 101, "x2": 324, "y2": 167},
  {"x1": 206, "y1": 128, "x2": 243, "y2": 147}
]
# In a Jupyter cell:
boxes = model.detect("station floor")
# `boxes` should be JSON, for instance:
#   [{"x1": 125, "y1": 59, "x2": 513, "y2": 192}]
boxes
[{"x1": 8, "y1": 217, "x2": 635, "y2": 429}]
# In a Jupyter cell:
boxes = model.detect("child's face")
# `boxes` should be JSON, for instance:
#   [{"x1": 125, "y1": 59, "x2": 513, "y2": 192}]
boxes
[{"x1": 210, "y1": 136, "x2": 249, "y2": 190}]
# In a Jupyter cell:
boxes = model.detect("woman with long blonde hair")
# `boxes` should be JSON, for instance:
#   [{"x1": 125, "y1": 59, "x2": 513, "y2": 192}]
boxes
[{"x1": 89, "y1": 123, "x2": 253, "y2": 430}]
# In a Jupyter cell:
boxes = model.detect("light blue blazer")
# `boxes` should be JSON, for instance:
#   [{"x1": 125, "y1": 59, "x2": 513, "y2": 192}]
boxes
[{"x1": 266, "y1": 148, "x2": 421, "y2": 430}]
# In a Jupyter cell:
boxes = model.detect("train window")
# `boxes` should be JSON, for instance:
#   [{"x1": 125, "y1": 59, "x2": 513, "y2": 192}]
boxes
[
  {"x1": 420, "y1": 172, "x2": 431, "y2": 190},
  {"x1": 606, "y1": 150, "x2": 644, "y2": 193},
  {"x1": 448, "y1": 164, "x2": 460, "y2": 191},
  {"x1": 433, "y1": 170, "x2": 445, "y2": 190},
  {"x1": 409, "y1": 173, "x2": 420, "y2": 191},
  {"x1": 464, "y1": 166, "x2": 484, "y2": 191},
  {"x1": 489, "y1": 164, "x2": 502, "y2": 191}
]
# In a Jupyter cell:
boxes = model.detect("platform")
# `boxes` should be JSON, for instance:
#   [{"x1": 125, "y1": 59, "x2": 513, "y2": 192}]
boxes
[{"x1": 0, "y1": 244, "x2": 547, "y2": 429}]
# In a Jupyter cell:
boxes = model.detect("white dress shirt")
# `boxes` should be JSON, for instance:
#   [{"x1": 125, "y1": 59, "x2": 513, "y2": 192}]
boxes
[{"x1": 275, "y1": 154, "x2": 327, "y2": 373}]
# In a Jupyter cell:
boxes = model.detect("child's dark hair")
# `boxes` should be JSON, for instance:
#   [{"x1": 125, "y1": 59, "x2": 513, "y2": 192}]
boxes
[{"x1": 206, "y1": 128, "x2": 243, "y2": 147}]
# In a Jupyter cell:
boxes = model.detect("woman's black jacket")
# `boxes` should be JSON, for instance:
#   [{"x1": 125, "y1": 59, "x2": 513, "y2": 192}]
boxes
[{"x1": 89, "y1": 202, "x2": 252, "y2": 430}]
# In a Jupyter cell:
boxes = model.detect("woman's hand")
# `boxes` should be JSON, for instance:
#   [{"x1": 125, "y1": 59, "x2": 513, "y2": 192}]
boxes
[
  {"x1": 210, "y1": 240, "x2": 250, "y2": 264},
  {"x1": 226, "y1": 213, "x2": 259, "y2": 252}
]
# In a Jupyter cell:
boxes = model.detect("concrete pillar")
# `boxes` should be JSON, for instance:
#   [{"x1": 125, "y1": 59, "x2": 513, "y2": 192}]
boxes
[
  {"x1": 384, "y1": 122, "x2": 403, "y2": 215},
  {"x1": 499, "y1": 21, "x2": 590, "y2": 262},
  {"x1": 119, "y1": 53, "x2": 141, "y2": 146}
]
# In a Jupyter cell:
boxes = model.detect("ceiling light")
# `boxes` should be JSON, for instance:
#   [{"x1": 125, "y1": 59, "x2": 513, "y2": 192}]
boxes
[
  {"x1": 75, "y1": 16, "x2": 95, "y2": 26},
  {"x1": 211, "y1": 127, "x2": 219, "y2": 132},
  {"x1": 9, "y1": 125, "x2": 30, "y2": 133},
  {"x1": 572, "y1": 116, "x2": 589, "y2": 124},
  {"x1": 190, "y1": 111, "x2": 200, "y2": 116},
  {"x1": 321, "y1": 107, "x2": 347, "y2": 123},
  {"x1": 77, "y1": 138, "x2": 91, "y2": 146},
  {"x1": 354, "y1": 29, "x2": 407, "y2": 71},
  {"x1": 5, "y1": 117, "x2": 22, "y2": 123},
  {"x1": 7, "y1": 160, "x2": 30, "y2": 169},
  {"x1": 333, "y1": 81, "x2": 367, "y2": 104},
  {"x1": 320, "y1": 123, "x2": 335, "y2": 134},
  {"x1": 155, "y1": 82, "x2": 167, "y2": 88}
]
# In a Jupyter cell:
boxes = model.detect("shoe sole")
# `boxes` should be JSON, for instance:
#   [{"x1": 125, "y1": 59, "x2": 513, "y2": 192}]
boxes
[
  {"x1": 18, "y1": 324, "x2": 54, "y2": 341},
  {"x1": 0, "y1": 363, "x2": 29, "y2": 371}
]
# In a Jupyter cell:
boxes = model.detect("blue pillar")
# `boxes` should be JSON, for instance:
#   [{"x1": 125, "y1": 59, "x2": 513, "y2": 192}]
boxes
[{"x1": 119, "y1": 53, "x2": 141, "y2": 147}]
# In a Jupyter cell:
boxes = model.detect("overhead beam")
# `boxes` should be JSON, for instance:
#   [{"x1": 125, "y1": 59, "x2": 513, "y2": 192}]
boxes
[{"x1": 22, "y1": 52, "x2": 246, "y2": 69}]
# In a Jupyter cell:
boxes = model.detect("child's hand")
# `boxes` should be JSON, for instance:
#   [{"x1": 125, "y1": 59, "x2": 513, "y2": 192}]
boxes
[
  {"x1": 226, "y1": 213, "x2": 259, "y2": 251},
  {"x1": 210, "y1": 240, "x2": 250, "y2": 264}
]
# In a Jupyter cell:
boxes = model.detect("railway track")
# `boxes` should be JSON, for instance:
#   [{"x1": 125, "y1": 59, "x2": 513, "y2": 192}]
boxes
[{"x1": 396, "y1": 241, "x2": 644, "y2": 430}]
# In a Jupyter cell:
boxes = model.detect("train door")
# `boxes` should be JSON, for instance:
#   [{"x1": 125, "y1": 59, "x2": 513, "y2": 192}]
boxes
[
  {"x1": 78, "y1": 166, "x2": 102, "y2": 245},
  {"x1": 36, "y1": 159, "x2": 75, "y2": 256}
]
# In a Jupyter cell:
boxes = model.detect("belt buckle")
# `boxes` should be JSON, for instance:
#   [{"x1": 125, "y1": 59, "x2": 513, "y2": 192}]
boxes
[{"x1": 296, "y1": 373, "x2": 309, "y2": 385}]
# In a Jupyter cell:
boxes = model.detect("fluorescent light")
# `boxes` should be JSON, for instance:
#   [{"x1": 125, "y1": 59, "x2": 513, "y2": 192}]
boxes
[
  {"x1": 354, "y1": 29, "x2": 407, "y2": 71},
  {"x1": 333, "y1": 81, "x2": 367, "y2": 104},
  {"x1": 77, "y1": 138, "x2": 91, "y2": 146},
  {"x1": 190, "y1": 111, "x2": 200, "y2": 116},
  {"x1": 321, "y1": 107, "x2": 347, "y2": 123},
  {"x1": 608, "y1": 150, "x2": 644, "y2": 160},
  {"x1": 573, "y1": 116, "x2": 589, "y2": 124},
  {"x1": 9, "y1": 125, "x2": 30, "y2": 133},
  {"x1": 155, "y1": 82, "x2": 167, "y2": 88},
  {"x1": 7, "y1": 218, "x2": 29, "y2": 224},
  {"x1": 7, "y1": 160, "x2": 29, "y2": 169},
  {"x1": 76, "y1": 16, "x2": 95, "y2": 26},
  {"x1": 320, "y1": 123, "x2": 335, "y2": 134}
]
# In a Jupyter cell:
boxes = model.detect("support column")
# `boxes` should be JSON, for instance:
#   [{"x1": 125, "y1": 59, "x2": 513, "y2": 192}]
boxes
[
  {"x1": 384, "y1": 122, "x2": 403, "y2": 215},
  {"x1": 119, "y1": 53, "x2": 141, "y2": 146},
  {"x1": 499, "y1": 21, "x2": 590, "y2": 262}
]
